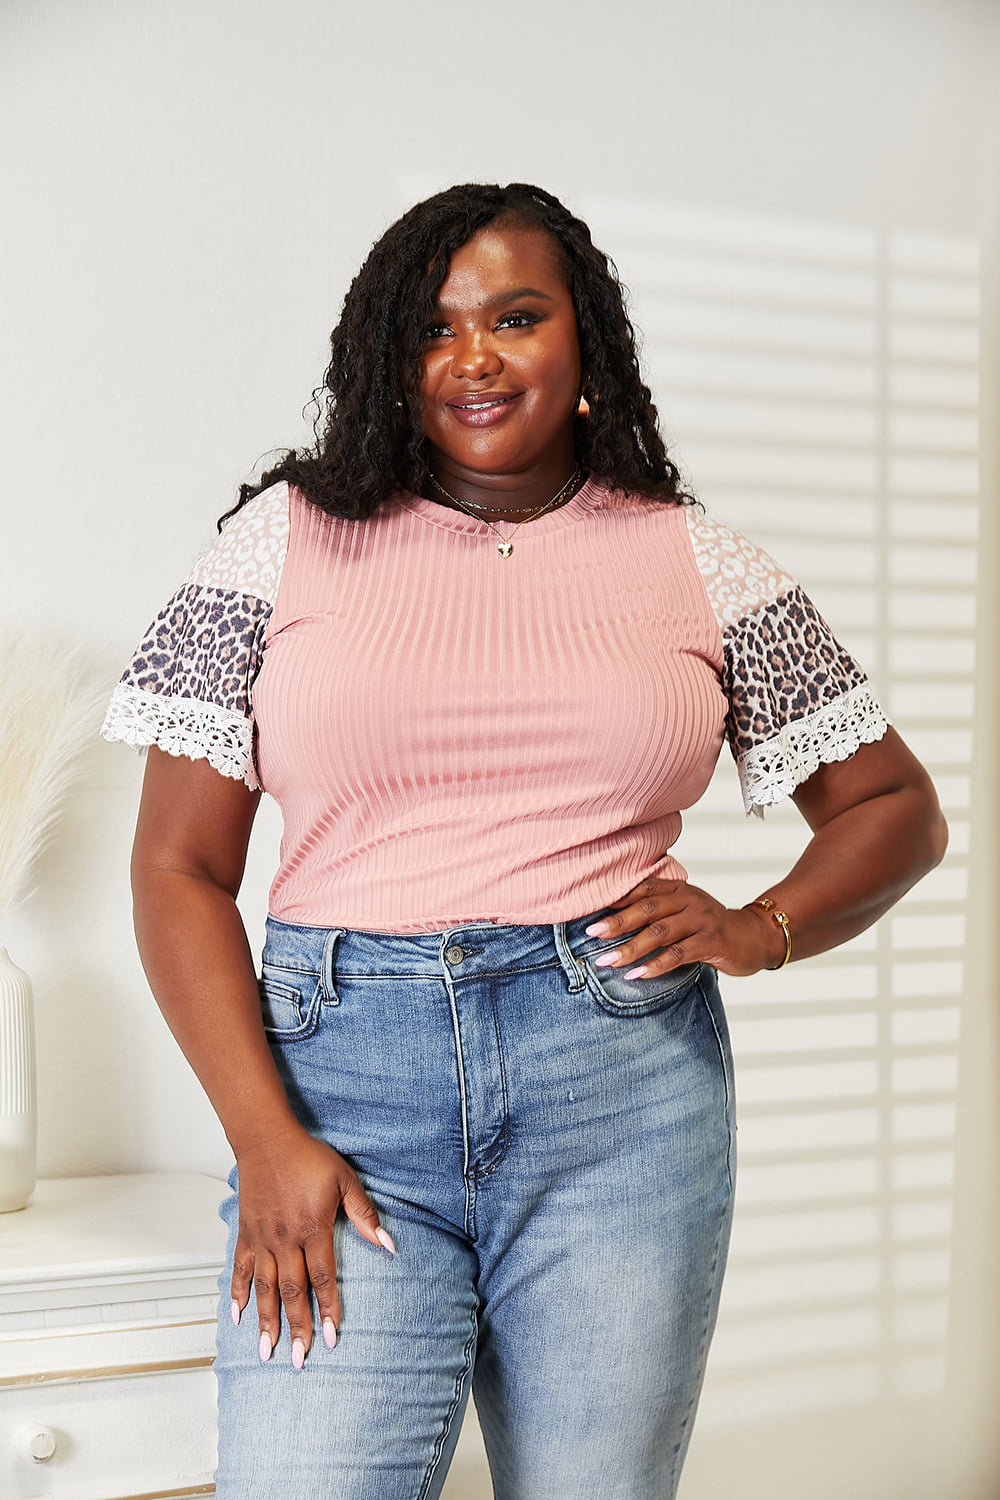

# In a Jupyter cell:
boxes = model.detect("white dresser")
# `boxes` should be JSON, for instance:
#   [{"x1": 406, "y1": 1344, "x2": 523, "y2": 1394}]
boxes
[{"x1": 0, "y1": 1172, "x2": 227, "y2": 1500}]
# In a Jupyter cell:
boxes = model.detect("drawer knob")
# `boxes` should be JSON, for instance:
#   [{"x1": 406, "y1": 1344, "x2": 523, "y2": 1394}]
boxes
[{"x1": 20, "y1": 1425, "x2": 58, "y2": 1463}]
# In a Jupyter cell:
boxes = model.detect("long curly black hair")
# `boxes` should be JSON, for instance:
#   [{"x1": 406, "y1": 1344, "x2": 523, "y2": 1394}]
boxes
[{"x1": 222, "y1": 182, "x2": 692, "y2": 526}]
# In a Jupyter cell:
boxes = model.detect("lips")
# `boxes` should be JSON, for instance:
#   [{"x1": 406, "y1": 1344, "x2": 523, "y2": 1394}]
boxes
[
  {"x1": 446, "y1": 392, "x2": 522, "y2": 427},
  {"x1": 450, "y1": 392, "x2": 517, "y2": 408}
]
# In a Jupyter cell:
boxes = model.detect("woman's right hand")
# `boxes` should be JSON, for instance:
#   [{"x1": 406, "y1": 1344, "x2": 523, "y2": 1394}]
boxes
[
  {"x1": 230, "y1": 1124, "x2": 395, "y2": 1366},
  {"x1": 129, "y1": 752, "x2": 396, "y2": 1365}
]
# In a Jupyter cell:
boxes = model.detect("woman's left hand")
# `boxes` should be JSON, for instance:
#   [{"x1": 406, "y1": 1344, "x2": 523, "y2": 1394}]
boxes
[
  {"x1": 585, "y1": 878, "x2": 783, "y2": 978},
  {"x1": 588, "y1": 735, "x2": 948, "y2": 981}
]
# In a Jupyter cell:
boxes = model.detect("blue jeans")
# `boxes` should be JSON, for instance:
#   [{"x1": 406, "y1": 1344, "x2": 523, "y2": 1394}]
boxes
[{"x1": 214, "y1": 913, "x2": 735, "y2": 1500}]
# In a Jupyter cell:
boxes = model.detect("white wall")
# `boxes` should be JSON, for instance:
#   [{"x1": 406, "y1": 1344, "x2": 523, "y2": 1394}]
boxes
[{"x1": 2, "y1": 2, "x2": 997, "y2": 1496}]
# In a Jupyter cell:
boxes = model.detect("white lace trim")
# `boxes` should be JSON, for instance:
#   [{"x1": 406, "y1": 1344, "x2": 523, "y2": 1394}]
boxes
[
  {"x1": 101, "y1": 683, "x2": 259, "y2": 789},
  {"x1": 737, "y1": 682, "x2": 890, "y2": 814},
  {"x1": 686, "y1": 508, "x2": 797, "y2": 626},
  {"x1": 186, "y1": 482, "x2": 290, "y2": 601}
]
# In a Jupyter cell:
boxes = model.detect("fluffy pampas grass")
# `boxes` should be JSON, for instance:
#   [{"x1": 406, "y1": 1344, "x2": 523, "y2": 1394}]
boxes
[{"x1": 0, "y1": 636, "x2": 110, "y2": 916}]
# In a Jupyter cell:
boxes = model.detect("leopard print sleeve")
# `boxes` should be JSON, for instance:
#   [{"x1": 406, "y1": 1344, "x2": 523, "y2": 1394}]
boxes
[
  {"x1": 685, "y1": 508, "x2": 890, "y2": 813},
  {"x1": 101, "y1": 483, "x2": 290, "y2": 789}
]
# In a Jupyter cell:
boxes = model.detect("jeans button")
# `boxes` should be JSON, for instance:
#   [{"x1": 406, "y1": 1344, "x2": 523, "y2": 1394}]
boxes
[{"x1": 444, "y1": 944, "x2": 465, "y2": 966}]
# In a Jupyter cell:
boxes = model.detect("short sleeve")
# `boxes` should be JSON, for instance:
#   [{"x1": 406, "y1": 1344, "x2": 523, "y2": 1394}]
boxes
[
  {"x1": 686, "y1": 508, "x2": 890, "y2": 813},
  {"x1": 101, "y1": 483, "x2": 290, "y2": 788}
]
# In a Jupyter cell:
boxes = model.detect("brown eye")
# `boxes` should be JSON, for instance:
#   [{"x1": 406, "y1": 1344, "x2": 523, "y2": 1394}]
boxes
[{"x1": 496, "y1": 312, "x2": 540, "y2": 330}]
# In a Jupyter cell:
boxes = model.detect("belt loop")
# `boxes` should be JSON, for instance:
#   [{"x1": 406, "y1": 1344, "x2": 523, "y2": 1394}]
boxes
[
  {"x1": 553, "y1": 922, "x2": 585, "y2": 992},
  {"x1": 322, "y1": 928, "x2": 347, "y2": 1004}
]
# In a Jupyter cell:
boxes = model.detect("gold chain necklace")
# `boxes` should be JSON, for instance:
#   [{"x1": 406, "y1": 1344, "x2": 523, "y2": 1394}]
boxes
[{"x1": 428, "y1": 468, "x2": 581, "y2": 559}]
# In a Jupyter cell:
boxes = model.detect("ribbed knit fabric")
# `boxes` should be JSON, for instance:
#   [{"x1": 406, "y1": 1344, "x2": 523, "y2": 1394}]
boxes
[
  {"x1": 102, "y1": 478, "x2": 889, "y2": 933},
  {"x1": 254, "y1": 481, "x2": 722, "y2": 929}
]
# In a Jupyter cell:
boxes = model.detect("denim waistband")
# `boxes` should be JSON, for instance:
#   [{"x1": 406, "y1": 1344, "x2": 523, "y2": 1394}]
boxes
[{"x1": 261, "y1": 909, "x2": 626, "y2": 992}]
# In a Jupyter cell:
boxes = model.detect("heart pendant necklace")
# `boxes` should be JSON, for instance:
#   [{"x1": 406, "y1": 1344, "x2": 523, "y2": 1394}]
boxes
[{"x1": 428, "y1": 468, "x2": 581, "y2": 558}]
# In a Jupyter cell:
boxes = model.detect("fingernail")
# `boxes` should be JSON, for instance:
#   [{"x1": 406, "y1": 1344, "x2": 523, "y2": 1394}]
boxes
[
  {"x1": 594, "y1": 951, "x2": 619, "y2": 967},
  {"x1": 624, "y1": 966, "x2": 648, "y2": 980},
  {"x1": 323, "y1": 1317, "x2": 338, "y2": 1349},
  {"x1": 259, "y1": 1331, "x2": 273, "y2": 1361},
  {"x1": 375, "y1": 1227, "x2": 397, "y2": 1255},
  {"x1": 585, "y1": 922, "x2": 608, "y2": 937},
  {"x1": 291, "y1": 1337, "x2": 306, "y2": 1370},
  {"x1": 231, "y1": 1299, "x2": 241, "y2": 1326}
]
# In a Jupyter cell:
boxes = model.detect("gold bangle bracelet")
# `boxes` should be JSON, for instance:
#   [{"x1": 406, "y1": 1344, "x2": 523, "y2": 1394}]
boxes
[{"x1": 745, "y1": 897, "x2": 793, "y2": 969}]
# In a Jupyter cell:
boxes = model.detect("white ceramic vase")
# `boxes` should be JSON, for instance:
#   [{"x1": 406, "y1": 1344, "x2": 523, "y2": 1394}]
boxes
[{"x1": 0, "y1": 947, "x2": 37, "y2": 1212}]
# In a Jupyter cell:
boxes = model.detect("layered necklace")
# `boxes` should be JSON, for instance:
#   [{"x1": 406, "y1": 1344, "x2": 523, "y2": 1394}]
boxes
[{"x1": 428, "y1": 467, "x2": 581, "y2": 559}]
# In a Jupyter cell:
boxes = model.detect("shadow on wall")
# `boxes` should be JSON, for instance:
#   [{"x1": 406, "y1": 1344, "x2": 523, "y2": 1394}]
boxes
[{"x1": 572, "y1": 192, "x2": 977, "y2": 1427}]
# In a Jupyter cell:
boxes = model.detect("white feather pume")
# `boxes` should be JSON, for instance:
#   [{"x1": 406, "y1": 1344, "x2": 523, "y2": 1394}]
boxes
[{"x1": 0, "y1": 637, "x2": 110, "y2": 915}]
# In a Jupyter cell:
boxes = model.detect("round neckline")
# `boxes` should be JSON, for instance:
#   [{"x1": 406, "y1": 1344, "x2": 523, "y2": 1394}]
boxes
[{"x1": 397, "y1": 475, "x2": 609, "y2": 538}]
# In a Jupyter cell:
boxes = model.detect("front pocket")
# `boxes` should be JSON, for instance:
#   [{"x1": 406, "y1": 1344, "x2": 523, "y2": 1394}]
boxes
[
  {"x1": 582, "y1": 956, "x2": 703, "y2": 1018},
  {"x1": 258, "y1": 967, "x2": 323, "y2": 1041}
]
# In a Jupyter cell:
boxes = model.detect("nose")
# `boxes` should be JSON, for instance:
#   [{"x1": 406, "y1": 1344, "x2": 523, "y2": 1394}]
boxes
[{"x1": 450, "y1": 330, "x2": 503, "y2": 381}]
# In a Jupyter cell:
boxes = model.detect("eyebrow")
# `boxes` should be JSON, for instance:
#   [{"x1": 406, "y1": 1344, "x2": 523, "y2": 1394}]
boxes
[{"x1": 434, "y1": 285, "x2": 556, "y2": 314}]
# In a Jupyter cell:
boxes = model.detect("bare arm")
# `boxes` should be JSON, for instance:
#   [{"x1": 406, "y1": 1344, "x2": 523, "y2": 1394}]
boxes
[
  {"x1": 131, "y1": 748, "x2": 289, "y2": 1150},
  {"x1": 131, "y1": 748, "x2": 392, "y2": 1366},
  {"x1": 585, "y1": 728, "x2": 948, "y2": 975}
]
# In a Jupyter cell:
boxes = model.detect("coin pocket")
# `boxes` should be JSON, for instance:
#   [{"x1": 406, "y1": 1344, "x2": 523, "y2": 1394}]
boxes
[
  {"x1": 581, "y1": 956, "x2": 703, "y2": 1018},
  {"x1": 258, "y1": 967, "x2": 323, "y2": 1041}
]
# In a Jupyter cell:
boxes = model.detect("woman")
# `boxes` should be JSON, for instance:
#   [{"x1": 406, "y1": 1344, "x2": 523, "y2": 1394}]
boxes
[{"x1": 103, "y1": 182, "x2": 946, "y2": 1500}]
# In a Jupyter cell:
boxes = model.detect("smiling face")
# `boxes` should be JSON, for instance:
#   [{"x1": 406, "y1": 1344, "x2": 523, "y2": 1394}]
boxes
[{"x1": 417, "y1": 221, "x2": 582, "y2": 500}]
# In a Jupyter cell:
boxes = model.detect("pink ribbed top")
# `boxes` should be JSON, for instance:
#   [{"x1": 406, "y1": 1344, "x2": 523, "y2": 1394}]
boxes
[
  {"x1": 104, "y1": 478, "x2": 887, "y2": 933},
  {"x1": 254, "y1": 481, "x2": 723, "y2": 929}
]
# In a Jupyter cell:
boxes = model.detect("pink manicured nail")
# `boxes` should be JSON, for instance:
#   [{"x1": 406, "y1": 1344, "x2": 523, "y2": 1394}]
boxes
[
  {"x1": 585, "y1": 922, "x2": 608, "y2": 937},
  {"x1": 230, "y1": 1300, "x2": 241, "y2": 1326},
  {"x1": 375, "y1": 1227, "x2": 397, "y2": 1255},
  {"x1": 259, "y1": 1331, "x2": 273, "y2": 1362},
  {"x1": 291, "y1": 1338, "x2": 306, "y2": 1370},
  {"x1": 594, "y1": 951, "x2": 620, "y2": 967},
  {"x1": 624, "y1": 966, "x2": 648, "y2": 980},
  {"x1": 323, "y1": 1317, "x2": 338, "y2": 1349}
]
